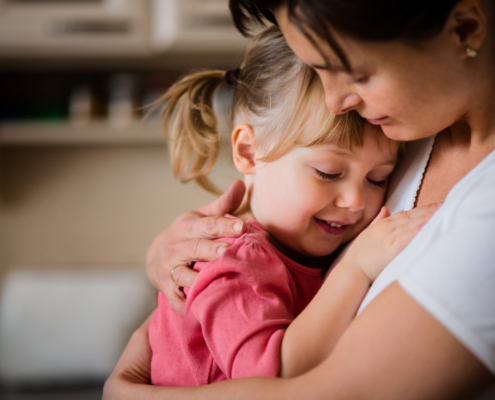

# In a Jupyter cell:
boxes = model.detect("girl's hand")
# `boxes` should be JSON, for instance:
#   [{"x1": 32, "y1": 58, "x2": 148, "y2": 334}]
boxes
[
  {"x1": 146, "y1": 180, "x2": 247, "y2": 316},
  {"x1": 342, "y1": 203, "x2": 441, "y2": 283}
]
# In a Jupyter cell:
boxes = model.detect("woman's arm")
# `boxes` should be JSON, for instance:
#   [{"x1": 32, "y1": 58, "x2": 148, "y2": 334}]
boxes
[
  {"x1": 104, "y1": 284, "x2": 494, "y2": 400},
  {"x1": 146, "y1": 180, "x2": 247, "y2": 315},
  {"x1": 103, "y1": 283, "x2": 494, "y2": 399}
]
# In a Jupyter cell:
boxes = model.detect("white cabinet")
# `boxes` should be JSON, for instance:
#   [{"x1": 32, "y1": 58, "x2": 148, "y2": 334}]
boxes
[
  {"x1": 0, "y1": 0, "x2": 249, "y2": 57},
  {"x1": 151, "y1": 0, "x2": 248, "y2": 53}
]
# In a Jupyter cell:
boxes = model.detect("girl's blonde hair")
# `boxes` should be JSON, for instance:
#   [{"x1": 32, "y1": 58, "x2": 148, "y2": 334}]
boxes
[{"x1": 155, "y1": 26, "x2": 380, "y2": 194}]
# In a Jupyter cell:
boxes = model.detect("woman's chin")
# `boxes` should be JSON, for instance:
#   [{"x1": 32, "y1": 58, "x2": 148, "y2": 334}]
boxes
[{"x1": 381, "y1": 124, "x2": 436, "y2": 142}]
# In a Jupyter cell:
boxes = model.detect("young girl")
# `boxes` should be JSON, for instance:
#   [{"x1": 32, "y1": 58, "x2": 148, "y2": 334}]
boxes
[{"x1": 148, "y1": 26, "x2": 432, "y2": 385}]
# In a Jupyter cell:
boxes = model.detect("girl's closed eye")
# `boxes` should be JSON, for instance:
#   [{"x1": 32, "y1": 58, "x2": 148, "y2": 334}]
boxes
[
  {"x1": 366, "y1": 177, "x2": 388, "y2": 189},
  {"x1": 352, "y1": 74, "x2": 369, "y2": 84},
  {"x1": 314, "y1": 168, "x2": 342, "y2": 181}
]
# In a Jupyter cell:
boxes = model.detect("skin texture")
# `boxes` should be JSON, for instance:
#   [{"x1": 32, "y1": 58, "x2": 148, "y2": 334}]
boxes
[
  {"x1": 278, "y1": 0, "x2": 495, "y2": 145},
  {"x1": 231, "y1": 122, "x2": 398, "y2": 262},
  {"x1": 104, "y1": 0, "x2": 495, "y2": 398}
]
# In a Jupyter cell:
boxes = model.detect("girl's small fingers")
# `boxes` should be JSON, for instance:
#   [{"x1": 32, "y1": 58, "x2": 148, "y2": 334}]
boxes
[
  {"x1": 392, "y1": 209, "x2": 436, "y2": 237},
  {"x1": 391, "y1": 225, "x2": 422, "y2": 250},
  {"x1": 370, "y1": 206, "x2": 391, "y2": 226},
  {"x1": 388, "y1": 203, "x2": 441, "y2": 227}
]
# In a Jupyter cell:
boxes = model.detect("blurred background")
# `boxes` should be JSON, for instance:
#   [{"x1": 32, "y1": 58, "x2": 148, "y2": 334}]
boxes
[{"x1": 0, "y1": 0, "x2": 247, "y2": 398}]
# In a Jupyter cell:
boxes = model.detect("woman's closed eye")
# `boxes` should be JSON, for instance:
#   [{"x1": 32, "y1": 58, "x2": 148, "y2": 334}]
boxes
[{"x1": 314, "y1": 168, "x2": 342, "y2": 181}]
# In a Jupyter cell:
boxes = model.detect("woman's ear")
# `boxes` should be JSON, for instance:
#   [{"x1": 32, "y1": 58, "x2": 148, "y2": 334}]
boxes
[
  {"x1": 448, "y1": 0, "x2": 487, "y2": 57},
  {"x1": 232, "y1": 124, "x2": 257, "y2": 175}
]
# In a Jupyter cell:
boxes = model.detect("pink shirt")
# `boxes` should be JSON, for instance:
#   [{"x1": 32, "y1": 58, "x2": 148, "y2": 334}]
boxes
[{"x1": 149, "y1": 219, "x2": 322, "y2": 386}]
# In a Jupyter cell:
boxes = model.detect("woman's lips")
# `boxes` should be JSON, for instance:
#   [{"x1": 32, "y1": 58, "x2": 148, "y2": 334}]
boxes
[
  {"x1": 314, "y1": 218, "x2": 350, "y2": 235},
  {"x1": 366, "y1": 116, "x2": 388, "y2": 125}
]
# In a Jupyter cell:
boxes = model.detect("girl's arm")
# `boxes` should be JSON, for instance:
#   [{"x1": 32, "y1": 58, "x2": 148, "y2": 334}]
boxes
[
  {"x1": 280, "y1": 204, "x2": 439, "y2": 378},
  {"x1": 103, "y1": 284, "x2": 494, "y2": 400}
]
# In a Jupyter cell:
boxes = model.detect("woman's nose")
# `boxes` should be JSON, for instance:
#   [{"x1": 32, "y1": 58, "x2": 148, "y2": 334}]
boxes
[
  {"x1": 325, "y1": 91, "x2": 362, "y2": 115},
  {"x1": 335, "y1": 184, "x2": 365, "y2": 212},
  {"x1": 322, "y1": 77, "x2": 361, "y2": 114}
]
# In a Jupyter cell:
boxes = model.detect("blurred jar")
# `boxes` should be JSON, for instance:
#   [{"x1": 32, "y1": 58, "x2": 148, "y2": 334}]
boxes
[
  {"x1": 108, "y1": 73, "x2": 137, "y2": 127},
  {"x1": 69, "y1": 86, "x2": 93, "y2": 127}
]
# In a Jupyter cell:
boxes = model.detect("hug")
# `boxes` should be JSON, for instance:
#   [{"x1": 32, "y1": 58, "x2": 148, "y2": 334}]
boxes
[{"x1": 104, "y1": 1, "x2": 495, "y2": 399}]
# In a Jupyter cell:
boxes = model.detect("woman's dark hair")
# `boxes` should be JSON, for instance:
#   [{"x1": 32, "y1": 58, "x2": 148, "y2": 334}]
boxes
[{"x1": 229, "y1": 0, "x2": 461, "y2": 70}]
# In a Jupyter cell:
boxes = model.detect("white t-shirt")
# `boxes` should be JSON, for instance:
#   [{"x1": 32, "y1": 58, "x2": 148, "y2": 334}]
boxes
[{"x1": 358, "y1": 136, "x2": 495, "y2": 397}]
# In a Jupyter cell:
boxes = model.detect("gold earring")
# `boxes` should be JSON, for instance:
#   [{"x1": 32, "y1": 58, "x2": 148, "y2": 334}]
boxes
[{"x1": 465, "y1": 46, "x2": 478, "y2": 58}]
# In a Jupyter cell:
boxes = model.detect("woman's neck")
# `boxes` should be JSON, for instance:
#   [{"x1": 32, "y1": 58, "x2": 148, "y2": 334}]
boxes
[
  {"x1": 415, "y1": 123, "x2": 495, "y2": 207},
  {"x1": 459, "y1": 48, "x2": 495, "y2": 153},
  {"x1": 416, "y1": 60, "x2": 495, "y2": 207}
]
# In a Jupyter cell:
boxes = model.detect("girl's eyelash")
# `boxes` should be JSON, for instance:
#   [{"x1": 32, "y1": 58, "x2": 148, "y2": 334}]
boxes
[
  {"x1": 353, "y1": 75, "x2": 369, "y2": 84},
  {"x1": 314, "y1": 169, "x2": 341, "y2": 180},
  {"x1": 367, "y1": 178, "x2": 388, "y2": 188},
  {"x1": 315, "y1": 168, "x2": 388, "y2": 188}
]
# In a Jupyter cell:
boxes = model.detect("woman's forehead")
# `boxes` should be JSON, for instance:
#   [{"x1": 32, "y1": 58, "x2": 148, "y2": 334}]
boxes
[{"x1": 274, "y1": 6, "x2": 358, "y2": 72}]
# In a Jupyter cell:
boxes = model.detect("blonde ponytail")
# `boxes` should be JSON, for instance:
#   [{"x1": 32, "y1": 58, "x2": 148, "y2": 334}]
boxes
[
  {"x1": 153, "y1": 26, "x2": 373, "y2": 196},
  {"x1": 155, "y1": 70, "x2": 225, "y2": 195}
]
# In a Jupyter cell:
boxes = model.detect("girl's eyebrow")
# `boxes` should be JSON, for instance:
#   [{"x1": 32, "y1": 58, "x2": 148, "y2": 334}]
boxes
[{"x1": 378, "y1": 158, "x2": 399, "y2": 167}]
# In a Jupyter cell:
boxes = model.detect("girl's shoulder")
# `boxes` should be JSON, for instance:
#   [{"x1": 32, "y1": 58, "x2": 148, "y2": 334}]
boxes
[
  {"x1": 185, "y1": 219, "x2": 291, "y2": 306},
  {"x1": 202, "y1": 217, "x2": 279, "y2": 271}
]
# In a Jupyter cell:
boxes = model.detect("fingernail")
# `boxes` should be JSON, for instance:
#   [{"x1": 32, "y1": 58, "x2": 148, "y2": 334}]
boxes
[
  {"x1": 217, "y1": 245, "x2": 228, "y2": 256},
  {"x1": 233, "y1": 221, "x2": 243, "y2": 234}
]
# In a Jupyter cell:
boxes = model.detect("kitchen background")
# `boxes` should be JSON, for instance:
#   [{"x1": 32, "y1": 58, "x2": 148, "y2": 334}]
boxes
[{"x1": 0, "y1": 0, "x2": 248, "y2": 398}]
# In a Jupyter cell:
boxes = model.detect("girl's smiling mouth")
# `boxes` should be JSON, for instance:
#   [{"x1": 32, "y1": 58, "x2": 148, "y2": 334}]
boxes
[{"x1": 314, "y1": 218, "x2": 352, "y2": 235}]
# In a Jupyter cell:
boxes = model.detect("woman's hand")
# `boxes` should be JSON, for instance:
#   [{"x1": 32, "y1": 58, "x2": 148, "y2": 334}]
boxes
[
  {"x1": 103, "y1": 314, "x2": 153, "y2": 400},
  {"x1": 343, "y1": 203, "x2": 441, "y2": 283},
  {"x1": 146, "y1": 180, "x2": 247, "y2": 316}
]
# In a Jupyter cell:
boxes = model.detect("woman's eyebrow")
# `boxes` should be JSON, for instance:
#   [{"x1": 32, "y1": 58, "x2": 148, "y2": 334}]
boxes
[{"x1": 311, "y1": 63, "x2": 347, "y2": 72}]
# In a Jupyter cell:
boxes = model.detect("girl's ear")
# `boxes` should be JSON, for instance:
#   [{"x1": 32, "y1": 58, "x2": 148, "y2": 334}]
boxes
[{"x1": 232, "y1": 124, "x2": 258, "y2": 175}]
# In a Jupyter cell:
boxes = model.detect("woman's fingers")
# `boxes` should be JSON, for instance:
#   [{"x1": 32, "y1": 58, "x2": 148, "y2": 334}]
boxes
[
  {"x1": 167, "y1": 286, "x2": 188, "y2": 316},
  {"x1": 145, "y1": 180, "x2": 248, "y2": 316},
  {"x1": 170, "y1": 264, "x2": 198, "y2": 288},
  {"x1": 184, "y1": 214, "x2": 246, "y2": 240},
  {"x1": 198, "y1": 179, "x2": 246, "y2": 216}
]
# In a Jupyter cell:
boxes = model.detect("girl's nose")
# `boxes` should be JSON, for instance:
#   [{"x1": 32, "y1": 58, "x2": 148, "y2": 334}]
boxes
[{"x1": 335, "y1": 184, "x2": 365, "y2": 212}]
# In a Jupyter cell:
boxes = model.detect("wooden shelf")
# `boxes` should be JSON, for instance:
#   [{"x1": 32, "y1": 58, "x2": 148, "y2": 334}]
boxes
[{"x1": 0, "y1": 120, "x2": 165, "y2": 146}]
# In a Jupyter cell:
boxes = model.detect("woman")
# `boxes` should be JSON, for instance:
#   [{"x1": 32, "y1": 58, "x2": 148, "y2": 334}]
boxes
[{"x1": 104, "y1": 0, "x2": 495, "y2": 398}]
